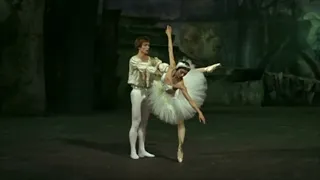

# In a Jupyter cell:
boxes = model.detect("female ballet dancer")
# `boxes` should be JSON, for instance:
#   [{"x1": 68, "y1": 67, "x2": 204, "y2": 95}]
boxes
[{"x1": 149, "y1": 25, "x2": 221, "y2": 163}]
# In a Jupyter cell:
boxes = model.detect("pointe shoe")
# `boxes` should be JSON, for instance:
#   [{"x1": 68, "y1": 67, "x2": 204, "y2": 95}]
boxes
[
  {"x1": 206, "y1": 63, "x2": 221, "y2": 73},
  {"x1": 177, "y1": 147, "x2": 184, "y2": 163},
  {"x1": 138, "y1": 150, "x2": 155, "y2": 158}
]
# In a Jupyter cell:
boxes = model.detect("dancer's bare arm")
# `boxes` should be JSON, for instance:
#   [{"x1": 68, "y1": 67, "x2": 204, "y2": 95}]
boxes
[
  {"x1": 174, "y1": 81, "x2": 206, "y2": 123},
  {"x1": 165, "y1": 25, "x2": 176, "y2": 68},
  {"x1": 175, "y1": 82, "x2": 200, "y2": 113},
  {"x1": 196, "y1": 63, "x2": 221, "y2": 73}
]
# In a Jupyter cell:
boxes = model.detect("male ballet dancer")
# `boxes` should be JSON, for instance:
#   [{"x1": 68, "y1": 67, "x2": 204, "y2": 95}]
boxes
[{"x1": 128, "y1": 36, "x2": 169, "y2": 159}]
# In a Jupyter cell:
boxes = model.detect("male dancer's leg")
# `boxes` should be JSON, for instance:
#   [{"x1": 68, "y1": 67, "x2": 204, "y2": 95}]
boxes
[
  {"x1": 138, "y1": 97, "x2": 155, "y2": 158},
  {"x1": 129, "y1": 89, "x2": 143, "y2": 159}
]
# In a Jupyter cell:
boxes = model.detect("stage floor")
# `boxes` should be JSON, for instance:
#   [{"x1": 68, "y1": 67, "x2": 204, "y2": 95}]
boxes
[{"x1": 0, "y1": 107, "x2": 319, "y2": 180}]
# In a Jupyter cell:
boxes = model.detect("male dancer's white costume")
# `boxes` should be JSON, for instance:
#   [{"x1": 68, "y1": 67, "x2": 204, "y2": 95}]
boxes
[{"x1": 128, "y1": 55, "x2": 168, "y2": 159}]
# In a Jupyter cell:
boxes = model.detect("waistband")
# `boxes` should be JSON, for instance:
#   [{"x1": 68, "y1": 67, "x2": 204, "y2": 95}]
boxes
[{"x1": 131, "y1": 85, "x2": 151, "y2": 90}]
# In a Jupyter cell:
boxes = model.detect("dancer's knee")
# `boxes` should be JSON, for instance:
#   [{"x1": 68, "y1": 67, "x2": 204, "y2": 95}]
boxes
[
  {"x1": 131, "y1": 108, "x2": 142, "y2": 130},
  {"x1": 138, "y1": 125, "x2": 146, "y2": 134},
  {"x1": 132, "y1": 114, "x2": 141, "y2": 123},
  {"x1": 177, "y1": 120, "x2": 185, "y2": 129},
  {"x1": 130, "y1": 120, "x2": 140, "y2": 131}
]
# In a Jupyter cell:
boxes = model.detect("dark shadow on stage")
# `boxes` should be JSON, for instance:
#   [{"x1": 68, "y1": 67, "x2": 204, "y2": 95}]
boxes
[
  {"x1": 200, "y1": 147, "x2": 320, "y2": 157},
  {"x1": 57, "y1": 138, "x2": 177, "y2": 162}
]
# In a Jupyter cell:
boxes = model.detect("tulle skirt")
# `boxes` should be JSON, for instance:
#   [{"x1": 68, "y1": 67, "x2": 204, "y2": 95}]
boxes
[{"x1": 149, "y1": 69, "x2": 207, "y2": 124}]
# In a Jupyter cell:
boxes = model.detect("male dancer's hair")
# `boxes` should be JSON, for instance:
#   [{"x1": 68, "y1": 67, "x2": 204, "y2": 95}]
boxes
[{"x1": 134, "y1": 36, "x2": 150, "y2": 49}]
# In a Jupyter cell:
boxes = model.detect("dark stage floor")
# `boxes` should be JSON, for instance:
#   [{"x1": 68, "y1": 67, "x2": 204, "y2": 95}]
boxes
[{"x1": 0, "y1": 107, "x2": 319, "y2": 180}]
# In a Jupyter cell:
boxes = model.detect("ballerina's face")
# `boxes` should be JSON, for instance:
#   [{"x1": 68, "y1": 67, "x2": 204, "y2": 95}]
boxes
[{"x1": 175, "y1": 68, "x2": 189, "y2": 78}]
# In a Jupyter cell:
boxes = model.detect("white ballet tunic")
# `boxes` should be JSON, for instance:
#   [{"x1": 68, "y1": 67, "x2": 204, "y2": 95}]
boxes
[{"x1": 149, "y1": 69, "x2": 208, "y2": 125}]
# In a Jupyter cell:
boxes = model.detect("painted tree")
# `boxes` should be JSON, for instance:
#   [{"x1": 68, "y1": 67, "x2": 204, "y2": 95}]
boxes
[{"x1": 235, "y1": 0, "x2": 303, "y2": 68}]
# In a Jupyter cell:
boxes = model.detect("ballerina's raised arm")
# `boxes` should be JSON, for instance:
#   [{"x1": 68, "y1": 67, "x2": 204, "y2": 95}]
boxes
[{"x1": 165, "y1": 25, "x2": 176, "y2": 68}]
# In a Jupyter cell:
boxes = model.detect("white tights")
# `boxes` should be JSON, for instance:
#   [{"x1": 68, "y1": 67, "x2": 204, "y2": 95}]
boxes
[{"x1": 129, "y1": 88, "x2": 155, "y2": 159}]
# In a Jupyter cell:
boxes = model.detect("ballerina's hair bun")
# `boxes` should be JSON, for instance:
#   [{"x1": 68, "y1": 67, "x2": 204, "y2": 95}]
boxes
[{"x1": 176, "y1": 60, "x2": 191, "y2": 70}]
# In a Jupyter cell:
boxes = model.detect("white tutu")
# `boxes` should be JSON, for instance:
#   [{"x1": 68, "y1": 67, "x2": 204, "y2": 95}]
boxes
[{"x1": 149, "y1": 69, "x2": 207, "y2": 125}]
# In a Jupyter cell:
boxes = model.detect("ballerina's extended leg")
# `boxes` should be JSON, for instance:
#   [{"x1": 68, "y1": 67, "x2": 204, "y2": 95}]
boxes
[{"x1": 204, "y1": 63, "x2": 221, "y2": 73}]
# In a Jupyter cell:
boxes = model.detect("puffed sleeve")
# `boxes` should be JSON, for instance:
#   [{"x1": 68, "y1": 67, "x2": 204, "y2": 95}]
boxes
[
  {"x1": 130, "y1": 57, "x2": 158, "y2": 73},
  {"x1": 152, "y1": 57, "x2": 169, "y2": 73}
]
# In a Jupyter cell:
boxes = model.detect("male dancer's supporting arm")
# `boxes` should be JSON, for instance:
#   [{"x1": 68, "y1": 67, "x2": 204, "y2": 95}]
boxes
[
  {"x1": 130, "y1": 57, "x2": 159, "y2": 74},
  {"x1": 152, "y1": 57, "x2": 169, "y2": 74}
]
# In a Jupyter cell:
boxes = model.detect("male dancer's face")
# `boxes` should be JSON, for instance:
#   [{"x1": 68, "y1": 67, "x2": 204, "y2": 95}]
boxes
[{"x1": 139, "y1": 42, "x2": 150, "y2": 55}]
